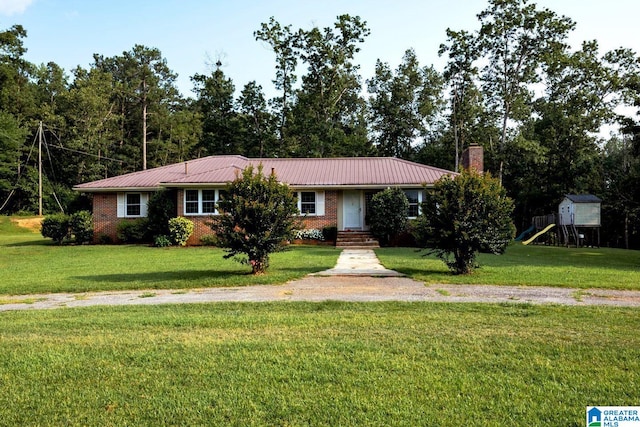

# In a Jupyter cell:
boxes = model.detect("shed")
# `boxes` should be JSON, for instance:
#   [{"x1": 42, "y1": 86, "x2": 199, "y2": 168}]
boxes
[{"x1": 558, "y1": 194, "x2": 601, "y2": 227}]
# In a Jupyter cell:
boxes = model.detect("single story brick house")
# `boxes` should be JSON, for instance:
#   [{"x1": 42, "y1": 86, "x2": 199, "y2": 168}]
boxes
[{"x1": 74, "y1": 154, "x2": 473, "y2": 245}]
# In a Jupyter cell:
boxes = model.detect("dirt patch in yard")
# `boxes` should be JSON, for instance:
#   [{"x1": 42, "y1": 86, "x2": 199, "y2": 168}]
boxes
[{"x1": 11, "y1": 216, "x2": 44, "y2": 232}]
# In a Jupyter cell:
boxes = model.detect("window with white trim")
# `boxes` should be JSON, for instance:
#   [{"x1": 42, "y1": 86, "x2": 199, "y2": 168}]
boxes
[
  {"x1": 295, "y1": 191, "x2": 325, "y2": 216},
  {"x1": 300, "y1": 192, "x2": 316, "y2": 214},
  {"x1": 183, "y1": 189, "x2": 225, "y2": 215},
  {"x1": 126, "y1": 193, "x2": 141, "y2": 216},
  {"x1": 117, "y1": 193, "x2": 149, "y2": 218},
  {"x1": 404, "y1": 189, "x2": 424, "y2": 218}
]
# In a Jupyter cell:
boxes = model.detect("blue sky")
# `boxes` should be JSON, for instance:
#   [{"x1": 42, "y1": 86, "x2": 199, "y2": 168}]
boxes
[{"x1": 1, "y1": 0, "x2": 639, "y2": 99}]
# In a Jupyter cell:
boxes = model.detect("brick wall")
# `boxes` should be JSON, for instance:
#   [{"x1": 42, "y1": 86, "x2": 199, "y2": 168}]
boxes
[
  {"x1": 92, "y1": 193, "x2": 120, "y2": 242},
  {"x1": 182, "y1": 189, "x2": 339, "y2": 245},
  {"x1": 300, "y1": 190, "x2": 338, "y2": 230},
  {"x1": 93, "y1": 189, "x2": 339, "y2": 245}
]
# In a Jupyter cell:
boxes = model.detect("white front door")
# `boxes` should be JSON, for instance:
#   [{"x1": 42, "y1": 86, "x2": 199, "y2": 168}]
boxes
[{"x1": 343, "y1": 191, "x2": 362, "y2": 229}]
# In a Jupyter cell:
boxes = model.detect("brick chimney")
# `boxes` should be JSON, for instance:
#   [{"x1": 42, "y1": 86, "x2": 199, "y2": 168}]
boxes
[{"x1": 461, "y1": 144, "x2": 483, "y2": 173}]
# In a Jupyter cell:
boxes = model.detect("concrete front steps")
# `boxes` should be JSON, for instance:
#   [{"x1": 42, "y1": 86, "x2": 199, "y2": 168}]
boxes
[{"x1": 336, "y1": 231, "x2": 379, "y2": 248}]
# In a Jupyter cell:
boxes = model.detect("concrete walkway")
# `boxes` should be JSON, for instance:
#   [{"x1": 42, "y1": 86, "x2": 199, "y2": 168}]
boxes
[{"x1": 312, "y1": 249, "x2": 403, "y2": 277}]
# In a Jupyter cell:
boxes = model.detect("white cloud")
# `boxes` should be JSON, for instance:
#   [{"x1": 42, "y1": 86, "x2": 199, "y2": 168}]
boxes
[{"x1": 0, "y1": 0, "x2": 34, "y2": 16}]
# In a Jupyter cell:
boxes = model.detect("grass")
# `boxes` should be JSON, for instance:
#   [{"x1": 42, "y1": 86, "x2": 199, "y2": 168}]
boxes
[
  {"x1": 376, "y1": 245, "x2": 640, "y2": 290},
  {"x1": 0, "y1": 216, "x2": 340, "y2": 295},
  {"x1": 4, "y1": 215, "x2": 640, "y2": 293},
  {"x1": 0, "y1": 302, "x2": 638, "y2": 426},
  {"x1": 0, "y1": 297, "x2": 47, "y2": 305}
]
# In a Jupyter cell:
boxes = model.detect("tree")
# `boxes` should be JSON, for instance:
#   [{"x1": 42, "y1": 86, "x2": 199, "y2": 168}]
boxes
[
  {"x1": 0, "y1": 111, "x2": 26, "y2": 212},
  {"x1": 256, "y1": 15, "x2": 372, "y2": 157},
  {"x1": 415, "y1": 170, "x2": 515, "y2": 275},
  {"x1": 476, "y1": 0, "x2": 575, "y2": 182},
  {"x1": 0, "y1": 24, "x2": 36, "y2": 120},
  {"x1": 290, "y1": 14, "x2": 371, "y2": 157},
  {"x1": 601, "y1": 133, "x2": 640, "y2": 249},
  {"x1": 508, "y1": 41, "x2": 640, "y2": 229},
  {"x1": 254, "y1": 17, "x2": 300, "y2": 145},
  {"x1": 191, "y1": 65, "x2": 242, "y2": 156},
  {"x1": 93, "y1": 45, "x2": 180, "y2": 171},
  {"x1": 439, "y1": 29, "x2": 487, "y2": 171},
  {"x1": 237, "y1": 81, "x2": 277, "y2": 157},
  {"x1": 210, "y1": 164, "x2": 300, "y2": 275},
  {"x1": 57, "y1": 66, "x2": 120, "y2": 183},
  {"x1": 368, "y1": 49, "x2": 444, "y2": 159},
  {"x1": 367, "y1": 187, "x2": 409, "y2": 246}
]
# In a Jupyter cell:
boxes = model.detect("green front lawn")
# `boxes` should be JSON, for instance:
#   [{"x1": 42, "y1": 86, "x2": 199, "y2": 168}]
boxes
[
  {"x1": 4, "y1": 216, "x2": 640, "y2": 293},
  {"x1": 0, "y1": 216, "x2": 339, "y2": 295},
  {"x1": 0, "y1": 302, "x2": 637, "y2": 426},
  {"x1": 376, "y1": 245, "x2": 640, "y2": 289}
]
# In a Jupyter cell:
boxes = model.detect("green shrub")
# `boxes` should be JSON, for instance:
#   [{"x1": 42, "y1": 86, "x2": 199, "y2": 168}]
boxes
[
  {"x1": 322, "y1": 226, "x2": 338, "y2": 241},
  {"x1": 70, "y1": 210, "x2": 93, "y2": 244},
  {"x1": 147, "y1": 189, "x2": 176, "y2": 238},
  {"x1": 96, "y1": 234, "x2": 113, "y2": 244},
  {"x1": 154, "y1": 235, "x2": 172, "y2": 248},
  {"x1": 116, "y1": 218, "x2": 150, "y2": 243},
  {"x1": 368, "y1": 188, "x2": 409, "y2": 246},
  {"x1": 200, "y1": 234, "x2": 220, "y2": 246},
  {"x1": 209, "y1": 164, "x2": 300, "y2": 274},
  {"x1": 41, "y1": 213, "x2": 70, "y2": 244},
  {"x1": 415, "y1": 169, "x2": 515, "y2": 275},
  {"x1": 168, "y1": 217, "x2": 194, "y2": 246}
]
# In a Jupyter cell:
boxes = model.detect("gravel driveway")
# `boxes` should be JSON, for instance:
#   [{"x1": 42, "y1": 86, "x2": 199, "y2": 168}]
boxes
[
  {"x1": 2, "y1": 249, "x2": 639, "y2": 311},
  {"x1": 2, "y1": 276, "x2": 640, "y2": 311}
]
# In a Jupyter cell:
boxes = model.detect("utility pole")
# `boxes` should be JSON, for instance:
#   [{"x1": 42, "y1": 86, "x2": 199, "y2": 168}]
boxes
[
  {"x1": 142, "y1": 78, "x2": 147, "y2": 170},
  {"x1": 38, "y1": 121, "x2": 43, "y2": 216}
]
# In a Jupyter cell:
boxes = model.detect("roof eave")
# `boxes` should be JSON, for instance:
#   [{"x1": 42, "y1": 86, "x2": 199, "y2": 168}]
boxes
[{"x1": 73, "y1": 186, "x2": 162, "y2": 193}]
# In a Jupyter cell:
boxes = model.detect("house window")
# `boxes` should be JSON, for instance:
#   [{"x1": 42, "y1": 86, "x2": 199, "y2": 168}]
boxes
[
  {"x1": 404, "y1": 189, "x2": 423, "y2": 218},
  {"x1": 300, "y1": 192, "x2": 316, "y2": 214},
  {"x1": 294, "y1": 191, "x2": 325, "y2": 216},
  {"x1": 126, "y1": 193, "x2": 141, "y2": 216},
  {"x1": 183, "y1": 189, "x2": 224, "y2": 215},
  {"x1": 202, "y1": 190, "x2": 217, "y2": 214},
  {"x1": 117, "y1": 192, "x2": 149, "y2": 218},
  {"x1": 185, "y1": 190, "x2": 199, "y2": 214}
]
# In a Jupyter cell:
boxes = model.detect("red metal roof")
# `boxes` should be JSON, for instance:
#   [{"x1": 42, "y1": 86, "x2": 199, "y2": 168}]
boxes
[{"x1": 74, "y1": 155, "x2": 455, "y2": 191}]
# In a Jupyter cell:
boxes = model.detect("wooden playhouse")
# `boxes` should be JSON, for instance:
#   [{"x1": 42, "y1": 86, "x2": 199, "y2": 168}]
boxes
[{"x1": 558, "y1": 194, "x2": 601, "y2": 247}]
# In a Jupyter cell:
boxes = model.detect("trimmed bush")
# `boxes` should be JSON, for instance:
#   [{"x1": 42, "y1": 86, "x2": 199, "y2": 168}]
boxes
[
  {"x1": 154, "y1": 235, "x2": 172, "y2": 248},
  {"x1": 97, "y1": 234, "x2": 113, "y2": 244},
  {"x1": 209, "y1": 164, "x2": 300, "y2": 274},
  {"x1": 116, "y1": 218, "x2": 150, "y2": 243},
  {"x1": 415, "y1": 169, "x2": 515, "y2": 275},
  {"x1": 322, "y1": 226, "x2": 338, "y2": 241},
  {"x1": 70, "y1": 210, "x2": 93, "y2": 244},
  {"x1": 368, "y1": 188, "x2": 409, "y2": 246},
  {"x1": 200, "y1": 234, "x2": 220, "y2": 246},
  {"x1": 147, "y1": 189, "x2": 176, "y2": 238},
  {"x1": 168, "y1": 217, "x2": 194, "y2": 246},
  {"x1": 41, "y1": 213, "x2": 70, "y2": 244}
]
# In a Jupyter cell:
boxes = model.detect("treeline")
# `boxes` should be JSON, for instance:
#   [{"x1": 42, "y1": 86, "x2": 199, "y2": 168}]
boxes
[{"x1": 1, "y1": 0, "x2": 640, "y2": 248}]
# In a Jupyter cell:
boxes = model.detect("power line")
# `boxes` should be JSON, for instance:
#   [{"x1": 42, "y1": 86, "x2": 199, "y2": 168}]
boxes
[{"x1": 46, "y1": 144, "x2": 124, "y2": 163}]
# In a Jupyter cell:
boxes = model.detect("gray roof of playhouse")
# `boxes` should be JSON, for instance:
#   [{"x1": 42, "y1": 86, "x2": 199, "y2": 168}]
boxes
[{"x1": 564, "y1": 194, "x2": 602, "y2": 203}]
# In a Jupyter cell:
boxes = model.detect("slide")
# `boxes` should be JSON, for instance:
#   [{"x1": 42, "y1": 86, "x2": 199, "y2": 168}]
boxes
[
  {"x1": 514, "y1": 224, "x2": 535, "y2": 241},
  {"x1": 522, "y1": 224, "x2": 556, "y2": 245}
]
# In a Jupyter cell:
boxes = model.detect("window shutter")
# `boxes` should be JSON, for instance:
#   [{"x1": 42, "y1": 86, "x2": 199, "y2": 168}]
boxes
[
  {"x1": 140, "y1": 193, "x2": 149, "y2": 217},
  {"x1": 316, "y1": 191, "x2": 325, "y2": 216},
  {"x1": 117, "y1": 193, "x2": 125, "y2": 218}
]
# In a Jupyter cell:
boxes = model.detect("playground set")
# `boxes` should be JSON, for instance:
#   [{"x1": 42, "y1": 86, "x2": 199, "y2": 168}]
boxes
[{"x1": 515, "y1": 194, "x2": 602, "y2": 247}]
